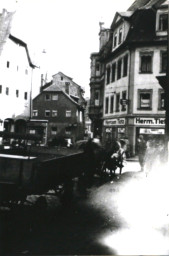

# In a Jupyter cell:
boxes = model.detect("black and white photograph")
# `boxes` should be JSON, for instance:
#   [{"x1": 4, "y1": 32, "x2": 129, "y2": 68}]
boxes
[{"x1": 0, "y1": 0, "x2": 169, "y2": 255}]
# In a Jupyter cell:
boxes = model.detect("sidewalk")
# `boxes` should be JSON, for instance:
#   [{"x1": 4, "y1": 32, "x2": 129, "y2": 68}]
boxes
[{"x1": 127, "y1": 155, "x2": 138, "y2": 162}]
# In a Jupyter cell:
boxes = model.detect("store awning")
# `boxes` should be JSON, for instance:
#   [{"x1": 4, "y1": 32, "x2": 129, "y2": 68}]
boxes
[{"x1": 0, "y1": 131, "x2": 41, "y2": 141}]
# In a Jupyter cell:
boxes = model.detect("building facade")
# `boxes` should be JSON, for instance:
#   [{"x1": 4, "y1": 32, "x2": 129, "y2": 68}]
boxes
[
  {"x1": 32, "y1": 72, "x2": 86, "y2": 144},
  {"x1": 89, "y1": 0, "x2": 168, "y2": 155},
  {"x1": 0, "y1": 34, "x2": 36, "y2": 138}
]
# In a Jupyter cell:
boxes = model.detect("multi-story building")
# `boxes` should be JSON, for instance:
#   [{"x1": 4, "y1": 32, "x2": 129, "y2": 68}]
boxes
[
  {"x1": 89, "y1": 0, "x2": 168, "y2": 155},
  {"x1": 84, "y1": 97, "x2": 92, "y2": 138},
  {"x1": 31, "y1": 72, "x2": 86, "y2": 144},
  {"x1": 0, "y1": 34, "x2": 36, "y2": 136}
]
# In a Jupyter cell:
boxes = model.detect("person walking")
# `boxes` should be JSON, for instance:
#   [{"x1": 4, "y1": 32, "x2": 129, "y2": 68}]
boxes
[{"x1": 137, "y1": 135, "x2": 147, "y2": 171}]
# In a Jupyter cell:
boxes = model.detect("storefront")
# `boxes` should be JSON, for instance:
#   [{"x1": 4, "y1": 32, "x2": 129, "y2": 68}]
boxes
[{"x1": 103, "y1": 118, "x2": 126, "y2": 143}]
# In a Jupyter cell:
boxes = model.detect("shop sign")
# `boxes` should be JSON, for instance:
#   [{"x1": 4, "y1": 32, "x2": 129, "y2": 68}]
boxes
[
  {"x1": 104, "y1": 118, "x2": 125, "y2": 126},
  {"x1": 135, "y1": 117, "x2": 165, "y2": 126},
  {"x1": 140, "y1": 128, "x2": 165, "y2": 135},
  {"x1": 105, "y1": 128, "x2": 112, "y2": 133},
  {"x1": 118, "y1": 128, "x2": 125, "y2": 133}
]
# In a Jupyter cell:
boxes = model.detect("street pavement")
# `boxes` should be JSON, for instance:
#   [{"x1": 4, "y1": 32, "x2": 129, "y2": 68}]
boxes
[{"x1": 1, "y1": 158, "x2": 169, "y2": 255}]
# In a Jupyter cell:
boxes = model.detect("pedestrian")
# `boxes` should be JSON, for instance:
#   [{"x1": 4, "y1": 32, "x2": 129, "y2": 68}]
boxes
[{"x1": 137, "y1": 135, "x2": 147, "y2": 171}]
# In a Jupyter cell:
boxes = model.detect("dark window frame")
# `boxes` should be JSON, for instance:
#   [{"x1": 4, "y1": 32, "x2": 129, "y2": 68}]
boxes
[
  {"x1": 111, "y1": 63, "x2": 116, "y2": 82},
  {"x1": 16, "y1": 90, "x2": 19, "y2": 98},
  {"x1": 123, "y1": 55, "x2": 128, "y2": 77},
  {"x1": 122, "y1": 91, "x2": 127, "y2": 111},
  {"x1": 160, "y1": 51, "x2": 167, "y2": 73},
  {"x1": 158, "y1": 89, "x2": 165, "y2": 110},
  {"x1": 117, "y1": 59, "x2": 122, "y2": 80},
  {"x1": 159, "y1": 13, "x2": 168, "y2": 31},
  {"x1": 110, "y1": 95, "x2": 114, "y2": 113},
  {"x1": 139, "y1": 52, "x2": 153, "y2": 74},
  {"x1": 45, "y1": 94, "x2": 51, "y2": 101},
  {"x1": 0, "y1": 85, "x2": 2, "y2": 94},
  {"x1": 106, "y1": 66, "x2": 111, "y2": 84},
  {"x1": 116, "y1": 93, "x2": 120, "y2": 112},
  {"x1": 137, "y1": 89, "x2": 152, "y2": 110},
  {"x1": 24, "y1": 92, "x2": 28, "y2": 100},
  {"x1": 105, "y1": 97, "x2": 109, "y2": 114}
]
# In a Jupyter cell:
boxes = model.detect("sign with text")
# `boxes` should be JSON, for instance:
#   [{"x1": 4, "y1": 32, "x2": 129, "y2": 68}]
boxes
[
  {"x1": 104, "y1": 118, "x2": 125, "y2": 126},
  {"x1": 135, "y1": 117, "x2": 165, "y2": 126},
  {"x1": 140, "y1": 128, "x2": 165, "y2": 135}
]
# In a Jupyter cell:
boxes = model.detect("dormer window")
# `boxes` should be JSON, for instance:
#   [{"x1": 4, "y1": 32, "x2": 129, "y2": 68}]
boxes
[
  {"x1": 119, "y1": 28, "x2": 122, "y2": 44},
  {"x1": 113, "y1": 33, "x2": 117, "y2": 48},
  {"x1": 159, "y1": 13, "x2": 168, "y2": 31}
]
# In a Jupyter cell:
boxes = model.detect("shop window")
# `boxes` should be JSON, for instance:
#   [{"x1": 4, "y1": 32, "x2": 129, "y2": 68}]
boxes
[
  {"x1": 116, "y1": 93, "x2": 120, "y2": 112},
  {"x1": 110, "y1": 95, "x2": 114, "y2": 113},
  {"x1": 52, "y1": 94, "x2": 58, "y2": 100},
  {"x1": 123, "y1": 55, "x2": 128, "y2": 77},
  {"x1": 140, "y1": 52, "x2": 153, "y2": 73},
  {"x1": 113, "y1": 33, "x2": 117, "y2": 48},
  {"x1": 119, "y1": 28, "x2": 122, "y2": 44},
  {"x1": 45, "y1": 94, "x2": 51, "y2": 101},
  {"x1": 45, "y1": 110, "x2": 50, "y2": 117},
  {"x1": 117, "y1": 59, "x2": 122, "y2": 80},
  {"x1": 159, "y1": 13, "x2": 168, "y2": 31},
  {"x1": 52, "y1": 110, "x2": 58, "y2": 117},
  {"x1": 6, "y1": 87, "x2": 9, "y2": 95},
  {"x1": 161, "y1": 51, "x2": 167, "y2": 73},
  {"x1": 138, "y1": 90, "x2": 152, "y2": 110},
  {"x1": 0, "y1": 85, "x2": 2, "y2": 94},
  {"x1": 33, "y1": 110, "x2": 38, "y2": 116},
  {"x1": 158, "y1": 89, "x2": 165, "y2": 110},
  {"x1": 66, "y1": 110, "x2": 71, "y2": 117},
  {"x1": 16, "y1": 90, "x2": 19, "y2": 98},
  {"x1": 24, "y1": 92, "x2": 28, "y2": 100},
  {"x1": 106, "y1": 66, "x2": 110, "y2": 84},
  {"x1": 105, "y1": 97, "x2": 109, "y2": 114},
  {"x1": 94, "y1": 90, "x2": 100, "y2": 106},
  {"x1": 51, "y1": 127, "x2": 57, "y2": 135},
  {"x1": 121, "y1": 91, "x2": 127, "y2": 111},
  {"x1": 111, "y1": 63, "x2": 116, "y2": 82}
]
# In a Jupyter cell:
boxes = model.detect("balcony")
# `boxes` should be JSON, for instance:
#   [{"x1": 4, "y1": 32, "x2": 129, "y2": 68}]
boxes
[{"x1": 88, "y1": 105, "x2": 103, "y2": 119}]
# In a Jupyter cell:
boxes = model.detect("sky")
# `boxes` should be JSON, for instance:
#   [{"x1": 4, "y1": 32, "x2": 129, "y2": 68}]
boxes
[{"x1": 0, "y1": 0, "x2": 134, "y2": 97}]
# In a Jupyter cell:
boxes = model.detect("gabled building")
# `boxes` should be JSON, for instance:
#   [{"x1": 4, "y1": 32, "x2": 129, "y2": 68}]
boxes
[
  {"x1": 89, "y1": 0, "x2": 168, "y2": 155},
  {"x1": 0, "y1": 34, "x2": 36, "y2": 137},
  {"x1": 31, "y1": 73, "x2": 86, "y2": 144}
]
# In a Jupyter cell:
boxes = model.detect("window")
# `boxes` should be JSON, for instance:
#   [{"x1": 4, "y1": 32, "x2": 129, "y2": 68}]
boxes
[
  {"x1": 17, "y1": 66, "x2": 19, "y2": 71},
  {"x1": 79, "y1": 111, "x2": 83, "y2": 123},
  {"x1": 138, "y1": 90, "x2": 152, "y2": 109},
  {"x1": 122, "y1": 91, "x2": 127, "y2": 111},
  {"x1": 117, "y1": 59, "x2": 122, "y2": 79},
  {"x1": 140, "y1": 52, "x2": 153, "y2": 73},
  {"x1": 16, "y1": 90, "x2": 19, "y2": 98},
  {"x1": 106, "y1": 66, "x2": 110, "y2": 84},
  {"x1": 7, "y1": 61, "x2": 10, "y2": 68},
  {"x1": 105, "y1": 97, "x2": 109, "y2": 114},
  {"x1": 66, "y1": 110, "x2": 71, "y2": 117},
  {"x1": 94, "y1": 90, "x2": 100, "y2": 106},
  {"x1": 110, "y1": 95, "x2": 114, "y2": 113},
  {"x1": 158, "y1": 89, "x2": 165, "y2": 110},
  {"x1": 45, "y1": 94, "x2": 51, "y2": 101},
  {"x1": 25, "y1": 69, "x2": 28, "y2": 75},
  {"x1": 116, "y1": 94, "x2": 120, "y2": 112},
  {"x1": 161, "y1": 51, "x2": 167, "y2": 73},
  {"x1": 61, "y1": 76, "x2": 63, "y2": 80},
  {"x1": 6, "y1": 87, "x2": 9, "y2": 95},
  {"x1": 51, "y1": 127, "x2": 57, "y2": 135},
  {"x1": 33, "y1": 110, "x2": 38, "y2": 116},
  {"x1": 119, "y1": 28, "x2": 122, "y2": 44},
  {"x1": 96, "y1": 63, "x2": 100, "y2": 71},
  {"x1": 159, "y1": 13, "x2": 168, "y2": 31},
  {"x1": 24, "y1": 92, "x2": 28, "y2": 100},
  {"x1": 0, "y1": 85, "x2": 2, "y2": 94},
  {"x1": 65, "y1": 127, "x2": 71, "y2": 135},
  {"x1": 123, "y1": 55, "x2": 128, "y2": 77},
  {"x1": 111, "y1": 63, "x2": 116, "y2": 82},
  {"x1": 29, "y1": 129, "x2": 36, "y2": 134},
  {"x1": 65, "y1": 82, "x2": 70, "y2": 94},
  {"x1": 52, "y1": 94, "x2": 58, "y2": 100},
  {"x1": 113, "y1": 33, "x2": 117, "y2": 48},
  {"x1": 52, "y1": 110, "x2": 58, "y2": 117},
  {"x1": 45, "y1": 110, "x2": 50, "y2": 117}
]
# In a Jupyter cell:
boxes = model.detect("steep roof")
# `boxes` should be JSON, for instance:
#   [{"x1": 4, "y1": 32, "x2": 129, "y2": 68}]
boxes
[
  {"x1": 44, "y1": 84, "x2": 62, "y2": 92},
  {"x1": 9, "y1": 34, "x2": 36, "y2": 68},
  {"x1": 128, "y1": 0, "x2": 167, "y2": 10}
]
